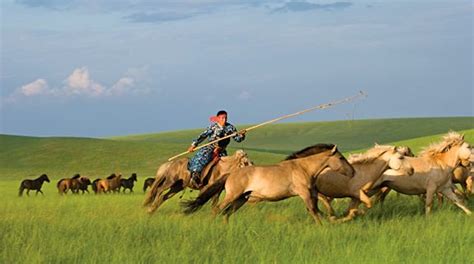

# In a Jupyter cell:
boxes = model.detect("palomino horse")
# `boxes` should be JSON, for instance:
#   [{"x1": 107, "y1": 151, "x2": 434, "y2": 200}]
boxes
[
  {"x1": 120, "y1": 173, "x2": 138, "y2": 193},
  {"x1": 316, "y1": 144, "x2": 414, "y2": 221},
  {"x1": 183, "y1": 144, "x2": 355, "y2": 224},
  {"x1": 451, "y1": 148, "x2": 473, "y2": 198},
  {"x1": 96, "y1": 173, "x2": 122, "y2": 193},
  {"x1": 369, "y1": 132, "x2": 472, "y2": 215},
  {"x1": 143, "y1": 177, "x2": 155, "y2": 192},
  {"x1": 144, "y1": 150, "x2": 253, "y2": 214},
  {"x1": 19, "y1": 174, "x2": 50, "y2": 196}
]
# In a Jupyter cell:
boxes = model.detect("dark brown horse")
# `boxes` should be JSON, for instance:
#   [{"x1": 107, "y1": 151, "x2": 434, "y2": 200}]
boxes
[
  {"x1": 143, "y1": 177, "x2": 155, "y2": 192},
  {"x1": 120, "y1": 173, "x2": 138, "y2": 193},
  {"x1": 19, "y1": 174, "x2": 50, "y2": 196},
  {"x1": 77, "y1": 176, "x2": 92, "y2": 193}
]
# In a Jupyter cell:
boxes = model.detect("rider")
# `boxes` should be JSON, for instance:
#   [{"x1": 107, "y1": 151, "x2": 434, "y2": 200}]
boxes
[{"x1": 187, "y1": 110, "x2": 246, "y2": 188}]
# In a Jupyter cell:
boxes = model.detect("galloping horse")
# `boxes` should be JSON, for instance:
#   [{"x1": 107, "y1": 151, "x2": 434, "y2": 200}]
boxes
[
  {"x1": 120, "y1": 173, "x2": 138, "y2": 193},
  {"x1": 369, "y1": 132, "x2": 472, "y2": 215},
  {"x1": 144, "y1": 150, "x2": 253, "y2": 214},
  {"x1": 96, "y1": 174, "x2": 122, "y2": 193},
  {"x1": 19, "y1": 174, "x2": 50, "y2": 196},
  {"x1": 183, "y1": 144, "x2": 355, "y2": 224},
  {"x1": 57, "y1": 174, "x2": 81, "y2": 195},
  {"x1": 316, "y1": 144, "x2": 414, "y2": 221},
  {"x1": 143, "y1": 178, "x2": 155, "y2": 192}
]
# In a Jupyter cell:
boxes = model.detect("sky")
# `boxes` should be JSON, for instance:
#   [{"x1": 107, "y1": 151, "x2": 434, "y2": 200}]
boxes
[{"x1": 0, "y1": 0, "x2": 472, "y2": 137}]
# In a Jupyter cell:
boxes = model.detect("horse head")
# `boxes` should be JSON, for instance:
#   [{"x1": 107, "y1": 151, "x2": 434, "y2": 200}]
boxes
[{"x1": 40, "y1": 174, "x2": 50, "y2": 183}]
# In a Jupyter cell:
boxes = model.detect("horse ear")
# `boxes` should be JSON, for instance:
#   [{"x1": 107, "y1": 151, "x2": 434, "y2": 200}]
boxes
[
  {"x1": 374, "y1": 142, "x2": 380, "y2": 147},
  {"x1": 331, "y1": 145, "x2": 338, "y2": 154}
]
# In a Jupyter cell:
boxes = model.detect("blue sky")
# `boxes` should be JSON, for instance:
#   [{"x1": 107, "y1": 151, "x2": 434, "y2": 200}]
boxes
[{"x1": 1, "y1": 0, "x2": 472, "y2": 137}]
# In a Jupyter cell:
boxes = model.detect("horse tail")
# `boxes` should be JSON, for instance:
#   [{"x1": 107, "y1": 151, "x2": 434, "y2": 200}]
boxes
[
  {"x1": 57, "y1": 179, "x2": 64, "y2": 189},
  {"x1": 181, "y1": 173, "x2": 230, "y2": 214},
  {"x1": 221, "y1": 190, "x2": 252, "y2": 216}
]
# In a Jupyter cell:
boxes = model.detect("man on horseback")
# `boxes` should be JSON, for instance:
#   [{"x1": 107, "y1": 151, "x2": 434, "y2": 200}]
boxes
[{"x1": 187, "y1": 110, "x2": 246, "y2": 188}]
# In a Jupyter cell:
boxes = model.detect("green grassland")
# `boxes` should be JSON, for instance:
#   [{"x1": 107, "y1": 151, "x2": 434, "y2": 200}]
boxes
[{"x1": 1, "y1": 117, "x2": 474, "y2": 263}]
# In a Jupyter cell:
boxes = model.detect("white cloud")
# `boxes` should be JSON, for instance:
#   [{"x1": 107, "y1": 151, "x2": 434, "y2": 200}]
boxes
[
  {"x1": 108, "y1": 77, "x2": 135, "y2": 96},
  {"x1": 5, "y1": 66, "x2": 148, "y2": 103},
  {"x1": 238, "y1": 90, "x2": 251, "y2": 100},
  {"x1": 20, "y1": 79, "x2": 49, "y2": 96},
  {"x1": 64, "y1": 67, "x2": 106, "y2": 97}
]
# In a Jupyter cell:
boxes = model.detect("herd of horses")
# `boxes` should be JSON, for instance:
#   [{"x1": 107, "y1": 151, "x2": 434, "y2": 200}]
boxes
[
  {"x1": 18, "y1": 172, "x2": 157, "y2": 196},
  {"x1": 18, "y1": 131, "x2": 473, "y2": 224}
]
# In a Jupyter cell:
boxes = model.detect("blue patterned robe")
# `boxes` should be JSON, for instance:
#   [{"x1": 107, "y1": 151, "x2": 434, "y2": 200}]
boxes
[{"x1": 188, "y1": 122, "x2": 245, "y2": 173}]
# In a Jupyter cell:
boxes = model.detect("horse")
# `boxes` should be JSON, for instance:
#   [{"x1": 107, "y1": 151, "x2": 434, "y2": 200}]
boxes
[
  {"x1": 77, "y1": 176, "x2": 92, "y2": 194},
  {"x1": 96, "y1": 173, "x2": 122, "y2": 193},
  {"x1": 315, "y1": 144, "x2": 414, "y2": 221},
  {"x1": 120, "y1": 173, "x2": 138, "y2": 193},
  {"x1": 19, "y1": 174, "x2": 50, "y2": 196},
  {"x1": 92, "y1": 178, "x2": 101, "y2": 194},
  {"x1": 182, "y1": 144, "x2": 355, "y2": 224},
  {"x1": 143, "y1": 177, "x2": 155, "y2": 192},
  {"x1": 144, "y1": 149, "x2": 253, "y2": 214},
  {"x1": 451, "y1": 148, "x2": 473, "y2": 198},
  {"x1": 57, "y1": 174, "x2": 81, "y2": 195},
  {"x1": 368, "y1": 132, "x2": 472, "y2": 215}
]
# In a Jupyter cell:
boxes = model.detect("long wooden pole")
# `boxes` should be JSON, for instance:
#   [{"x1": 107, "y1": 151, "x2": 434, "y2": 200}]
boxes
[{"x1": 168, "y1": 91, "x2": 367, "y2": 161}]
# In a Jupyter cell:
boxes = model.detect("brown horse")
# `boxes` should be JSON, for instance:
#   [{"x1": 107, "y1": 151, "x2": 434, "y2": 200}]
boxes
[
  {"x1": 369, "y1": 132, "x2": 472, "y2": 215},
  {"x1": 96, "y1": 173, "x2": 122, "y2": 193},
  {"x1": 316, "y1": 145, "x2": 414, "y2": 221},
  {"x1": 183, "y1": 144, "x2": 355, "y2": 224},
  {"x1": 143, "y1": 177, "x2": 155, "y2": 192},
  {"x1": 19, "y1": 174, "x2": 50, "y2": 196},
  {"x1": 57, "y1": 174, "x2": 81, "y2": 195},
  {"x1": 144, "y1": 150, "x2": 253, "y2": 214}
]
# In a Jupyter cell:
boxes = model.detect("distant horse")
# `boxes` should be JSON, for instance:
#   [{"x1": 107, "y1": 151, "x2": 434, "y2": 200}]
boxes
[
  {"x1": 97, "y1": 173, "x2": 122, "y2": 193},
  {"x1": 92, "y1": 179, "x2": 101, "y2": 194},
  {"x1": 57, "y1": 174, "x2": 81, "y2": 195},
  {"x1": 183, "y1": 144, "x2": 355, "y2": 224},
  {"x1": 19, "y1": 174, "x2": 50, "y2": 196},
  {"x1": 143, "y1": 178, "x2": 155, "y2": 192},
  {"x1": 369, "y1": 132, "x2": 472, "y2": 215},
  {"x1": 120, "y1": 173, "x2": 138, "y2": 193},
  {"x1": 144, "y1": 150, "x2": 253, "y2": 214},
  {"x1": 77, "y1": 176, "x2": 92, "y2": 194}
]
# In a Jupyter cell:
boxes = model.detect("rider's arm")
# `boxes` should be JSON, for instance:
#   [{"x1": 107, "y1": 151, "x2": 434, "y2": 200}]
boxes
[
  {"x1": 230, "y1": 125, "x2": 246, "y2": 142},
  {"x1": 191, "y1": 124, "x2": 214, "y2": 147}
]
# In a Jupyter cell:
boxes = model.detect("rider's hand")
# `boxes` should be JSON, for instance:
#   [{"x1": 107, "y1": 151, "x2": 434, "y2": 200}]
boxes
[
  {"x1": 188, "y1": 145, "x2": 195, "y2": 152},
  {"x1": 239, "y1": 129, "x2": 247, "y2": 136}
]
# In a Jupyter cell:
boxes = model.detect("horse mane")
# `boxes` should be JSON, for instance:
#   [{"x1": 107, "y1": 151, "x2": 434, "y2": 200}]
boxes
[
  {"x1": 284, "y1": 144, "x2": 335, "y2": 160},
  {"x1": 419, "y1": 132, "x2": 464, "y2": 157},
  {"x1": 72, "y1": 174, "x2": 80, "y2": 179},
  {"x1": 349, "y1": 145, "x2": 393, "y2": 164},
  {"x1": 107, "y1": 173, "x2": 117, "y2": 179}
]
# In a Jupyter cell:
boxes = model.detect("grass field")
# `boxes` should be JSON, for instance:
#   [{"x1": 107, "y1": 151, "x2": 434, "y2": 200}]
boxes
[{"x1": 1, "y1": 117, "x2": 474, "y2": 263}]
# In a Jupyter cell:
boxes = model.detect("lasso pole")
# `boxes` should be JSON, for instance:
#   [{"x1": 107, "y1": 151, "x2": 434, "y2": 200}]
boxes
[{"x1": 168, "y1": 91, "x2": 367, "y2": 161}]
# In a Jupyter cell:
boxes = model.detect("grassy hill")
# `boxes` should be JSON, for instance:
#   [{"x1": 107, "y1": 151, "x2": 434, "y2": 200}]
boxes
[
  {"x1": 0, "y1": 117, "x2": 473, "y2": 180},
  {"x1": 1, "y1": 117, "x2": 474, "y2": 263}
]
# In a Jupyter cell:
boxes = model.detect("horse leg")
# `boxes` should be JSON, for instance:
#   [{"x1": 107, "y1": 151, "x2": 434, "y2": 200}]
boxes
[
  {"x1": 296, "y1": 188, "x2": 323, "y2": 225},
  {"x1": 147, "y1": 180, "x2": 178, "y2": 214},
  {"x1": 440, "y1": 188, "x2": 472, "y2": 215},
  {"x1": 425, "y1": 185, "x2": 436, "y2": 215},
  {"x1": 359, "y1": 189, "x2": 372, "y2": 209},
  {"x1": 26, "y1": 189, "x2": 30, "y2": 196},
  {"x1": 217, "y1": 191, "x2": 245, "y2": 224},
  {"x1": 318, "y1": 194, "x2": 335, "y2": 218},
  {"x1": 340, "y1": 199, "x2": 361, "y2": 222},
  {"x1": 38, "y1": 190, "x2": 44, "y2": 195},
  {"x1": 211, "y1": 189, "x2": 224, "y2": 216}
]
